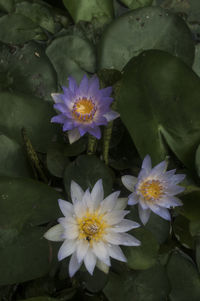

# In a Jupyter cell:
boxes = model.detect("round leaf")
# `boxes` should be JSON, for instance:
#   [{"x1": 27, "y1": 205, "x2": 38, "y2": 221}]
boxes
[
  {"x1": 0, "y1": 92, "x2": 58, "y2": 152},
  {"x1": 121, "y1": 0, "x2": 153, "y2": 10},
  {"x1": 0, "y1": 134, "x2": 31, "y2": 178},
  {"x1": 47, "y1": 142, "x2": 70, "y2": 178},
  {"x1": 118, "y1": 50, "x2": 200, "y2": 168},
  {"x1": 63, "y1": 155, "x2": 113, "y2": 198},
  {"x1": 46, "y1": 34, "x2": 96, "y2": 84},
  {"x1": 98, "y1": 7, "x2": 194, "y2": 71},
  {"x1": 167, "y1": 251, "x2": 200, "y2": 301}
]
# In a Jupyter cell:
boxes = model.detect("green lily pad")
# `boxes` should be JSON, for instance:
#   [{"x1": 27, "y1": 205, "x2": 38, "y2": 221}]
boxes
[
  {"x1": 104, "y1": 264, "x2": 170, "y2": 301},
  {"x1": 47, "y1": 143, "x2": 70, "y2": 178},
  {"x1": 121, "y1": 0, "x2": 153, "y2": 10},
  {"x1": 196, "y1": 238, "x2": 200, "y2": 273},
  {"x1": 46, "y1": 34, "x2": 96, "y2": 84},
  {"x1": 179, "y1": 191, "x2": 200, "y2": 222},
  {"x1": 20, "y1": 298, "x2": 57, "y2": 301},
  {"x1": 63, "y1": 155, "x2": 113, "y2": 198},
  {"x1": 117, "y1": 50, "x2": 200, "y2": 169},
  {"x1": 0, "y1": 177, "x2": 60, "y2": 231},
  {"x1": 98, "y1": 6, "x2": 194, "y2": 71},
  {"x1": 0, "y1": 41, "x2": 57, "y2": 101},
  {"x1": 16, "y1": 1, "x2": 56, "y2": 33},
  {"x1": 173, "y1": 215, "x2": 195, "y2": 249},
  {"x1": 0, "y1": 227, "x2": 52, "y2": 285},
  {"x1": 62, "y1": 0, "x2": 114, "y2": 25},
  {"x1": 0, "y1": 92, "x2": 58, "y2": 152},
  {"x1": 0, "y1": 13, "x2": 45, "y2": 44},
  {"x1": 167, "y1": 251, "x2": 200, "y2": 301},
  {"x1": 145, "y1": 212, "x2": 170, "y2": 244},
  {"x1": 0, "y1": 0, "x2": 14, "y2": 12},
  {"x1": 0, "y1": 134, "x2": 31, "y2": 178},
  {"x1": 124, "y1": 227, "x2": 159, "y2": 270}
]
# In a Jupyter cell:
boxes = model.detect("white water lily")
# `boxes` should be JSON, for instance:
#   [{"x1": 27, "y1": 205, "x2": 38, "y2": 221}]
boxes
[
  {"x1": 121, "y1": 155, "x2": 185, "y2": 225},
  {"x1": 44, "y1": 179, "x2": 140, "y2": 277}
]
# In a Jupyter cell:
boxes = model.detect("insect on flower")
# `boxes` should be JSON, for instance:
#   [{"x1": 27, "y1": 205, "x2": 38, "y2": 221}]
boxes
[
  {"x1": 51, "y1": 74, "x2": 119, "y2": 143},
  {"x1": 44, "y1": 179, "x2": 140, "y2": 277},
  {"x1": 121, "y1": 155, "x2": 185, "y2": 225}
]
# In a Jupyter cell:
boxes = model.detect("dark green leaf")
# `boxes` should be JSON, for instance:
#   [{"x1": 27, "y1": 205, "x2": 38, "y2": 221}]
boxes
[
  {"x1": 173, "y1": 215, "x2": 195, "y2": 249},
  {"x1": 19, "y1": 298, "x2": 57, "y2": 301},
  {"x1": 47, "y1": 142, "x2": 70, "y2": 178},
  {"x1": 167, "y1": 251, "x2": 200, "y2": 301},
  {"x1": 0, "y1": 92, "x2": 58, "y2": 152},
  {"x1": 0, "y1": 0, "x2": 14, "y2": 12},
  {"x1": 62, "y1": 0, "x2": 114, "y2": 25},
  {"x1": 180, "y1": 191, "x2": 200, "y2": 221},
  {"x1": 0, "y1": 13, "x2": 45, "y2": 44},
  {"x1": 0, "y1": 177, "x2": 60, "y2": 230},
  {"x1": 104, "y1": 264, "x2": 170, "y2": 301},
  {"x1": 0, "y1": 41, "x2": 57, "y2": 101},
  {"x1": 16, "y1": 1, "x2": 56, "y2": 33},
  {"x1": 98, "y1": 7, "x2": 194, "y2": 71},
  {"x1": 124, "y1": 227, "x2": 159, "y2": 270},
  {"x1": 46, "y1": 34, "x2": 96, "y2": 84},
  {"x1": 121, "y1": 0, "x2": 153, "y2": 10},
  {"x1": 145, "y1": 212, "x2": 170, "y2": 244},
  {"x1": 79, "y1": 269, "x2": 108, "y2": 293},
  {"x1": 63, "y1": 155, "x2": 113, "y2": 198},
  {"x1": 0, "y1": 134, "x2": 31, "y2": 178},
  {"x1": 118, "y1": 50, "x2": 200, "y2": 169}
]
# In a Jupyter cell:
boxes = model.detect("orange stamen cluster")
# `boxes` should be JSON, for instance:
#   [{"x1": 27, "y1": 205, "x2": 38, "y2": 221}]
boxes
[
  {"x1": 139, "y1": 179, "x2": 164, "y2": 203},
  {"x1": 72, "y1": 98, "x2": 97, "y2": 122}
]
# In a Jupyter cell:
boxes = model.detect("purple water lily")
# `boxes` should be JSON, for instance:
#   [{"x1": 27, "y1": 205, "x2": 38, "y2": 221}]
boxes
[{"x1": 51, "y1": 74, "x2": 119, "y2": 143}]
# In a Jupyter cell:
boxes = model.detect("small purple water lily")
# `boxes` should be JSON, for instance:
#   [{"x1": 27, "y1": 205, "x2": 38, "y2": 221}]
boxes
[
  {"x1": 121, "y1": 155, "x2": 185, "y2": 225},
  {"x1": 51, "y1": 74, "x2": 119, "y2": 143}
]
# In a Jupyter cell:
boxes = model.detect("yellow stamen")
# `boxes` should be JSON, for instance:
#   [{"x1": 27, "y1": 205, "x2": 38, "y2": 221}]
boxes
[
  {"x1": 72, "y1": 98, "x2": 97, "y2": 122},
  {"x1": 139, "y1": 179, "x2": 163, "y2": 203},
  {"x1": 77, "y1": 211, "x2": 107, "y2": 243}
]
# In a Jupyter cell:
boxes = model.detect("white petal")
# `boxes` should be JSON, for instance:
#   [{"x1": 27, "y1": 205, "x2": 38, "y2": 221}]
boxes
[
  {"x1": 68, "y1": 128, "x2": 81, "y2": 144},
  {"x1": 167, "y1": 185, "x2": 185, "y2": 195},
  {"x1": 96, "y1": 259, "x2": 109, "y2": 274},
  {"x1": 150, "y1": 160, "x2": 167, "y2": 177},
  {"x1": 159, "y1": 196, "x2": 183, "y2": 208},
  {"x1": 114, "y1": 197, "x2": 128, "y2": 210},
  {"x1": 104, "y1": 110, "x2": 120, "y2": 122},
  {"x1": 138, "y1": 205, "x2": 151, "y2": 225},
  {"x1": 76, "y1": 240, "x2": 89, "y2": 263},
  {"x1": 74, "y1": 200, "x2": 87, "y2": 218},
  {"x1": 105, "y1": 232, "x2": 140, "y2": 246},
  {"x1": 58, "y1": 240, "x2": 77, "y2": 261},
  {"x1": 84, "y1": 249, "x2": 97, "y2": 275},
  {"x1": 171, "y1": 174, "x2": 185, "y2": 184},
  {"x1": 71, "y1": 180, "x2": 84, "y2": 203},
  {"x1": 150, "y1": 205, "x2": 171, "y2": 221},
  {"x1": 142, "y1": 155, "x2": 152, "y2": 171},
  {"x1": 69, "y1": 253, "x2": 82, "y2": 277},
  {"x1": 99, "y1": 191, "x2": 120, "y2": 214},
  {"x1": 91, "y1": 179, "x2": 104, "y2": 209},
  {"x1": 51, "y1": 93, "x2": 62, "y2": 103},
  {"x1": 92, "y1": 242, "x2": 110, "y2": 266},
  {"x1": 44, "y1": 224, "x2": 64, "y2": 242},
  {"x1": 121, "y1": 175, "x2": 137, "y2": 192},
  {"x1": 58, "y1": 199, "x2": 74, "y2": 216},
  {"x1": 63, "y1": 223, "x2": 79, "y2": 240},
  {"x1": 107, "y1": 244, "x2": 127, "y2": 262},
  {"x1": 82, "y1": 188, "x2": 93, "y2": 211},
  {"x1": 104, "y1": 210, "x2": 129, "y2": 225},
  {"x1": 111, "y1": 219, "x2": 140, "y2": 233},
  {"x1": 139, "y1": 199, "x2": 149, "y2": 210},
  {"x1": 128, "y1": 192, "x2": 138, "y2": 205}
]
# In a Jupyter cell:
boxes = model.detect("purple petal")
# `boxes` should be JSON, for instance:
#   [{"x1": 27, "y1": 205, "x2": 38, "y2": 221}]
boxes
[
  {"x1": 100, "y1": 86, "x2": 112, "y2": 97},
  {"x1": 63, "y1": 120, "x2": 75, "y2": 131},
  {"x1": 78, "y1": 74, "x2": 89, "y2": 96},
  {"x1": 54, "y1": 103, "x2": 67, "y2": 114},
  {"x1": 94, "y1": 116, "x2": 108, "y2": 126},
  {"x1": 51, "y1": 114, "x2": 66, "y2": 124},
  {"x1": 141, "y1": 155, "x2": 152, "y2": 171},
  {"x1": 104, "y1": 110, "x2": 120, "y2": 122},
  {"x1": 88, "y1": 126, "x2": 101, "y2": 139},
  {"x1": 78, "y1": 127, "x2": 88, "y2": 137},
  {"x1": 68, "y1": 76, "x2": 78, "y2": 93},
  {"x1": 88, "y1": 76, "x2": 100, "y2": 96},
  {"x1": 68, "y1": 128, "x2": 81, "y2": 144}
]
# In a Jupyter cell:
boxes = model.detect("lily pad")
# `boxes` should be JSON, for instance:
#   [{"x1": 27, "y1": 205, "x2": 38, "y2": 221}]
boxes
[
  {"x1": 46, "y1": 34, "x2": 96, "y2": 84},
  {"x1": 0, "y1": 13, "x2": 45, "y2": 44},
  {"x1": 117, "y1": 50, "x2": 200, "y2": 169},
  {"x1": 120, "y1": 0, "x2": 153, "y2": 10},
  {"x1": 0, "y1": 41, "x2": 57, "y2": 101},
  {"x1": 98, "y1": 6, "x2": 194, "y2": 71},
  {"x1": 63, "y1": 155, "x2": 113, "y2": 198},
  {"x1": 0, "y1": 134, "x2": 31, "y2": 178},
  {"x1": 0, "y1": 92, "x2": 58, "y2": 152}
]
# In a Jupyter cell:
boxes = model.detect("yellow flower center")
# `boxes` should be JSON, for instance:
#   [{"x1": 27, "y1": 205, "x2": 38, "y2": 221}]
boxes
[
  {"x1": 72, "y1": 98, "x2": 97, "y2": 122},
  {"x1": 139, "y1": 179, "x2": 164, "y2": 203},
  {"x1": 77, "y1": 211, "x2": 107, "y2": 243}
]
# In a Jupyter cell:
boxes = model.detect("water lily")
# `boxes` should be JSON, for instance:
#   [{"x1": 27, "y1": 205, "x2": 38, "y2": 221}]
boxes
[
  {"x1": 44, "y1": 179, "x2": 140, "y2": 277},
  {"x1": 121, "y1": 155, "x2": 185, "y2": 225},
  {"x1": 51, "y1": 75, "x2": 119, "y2": 143}
]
